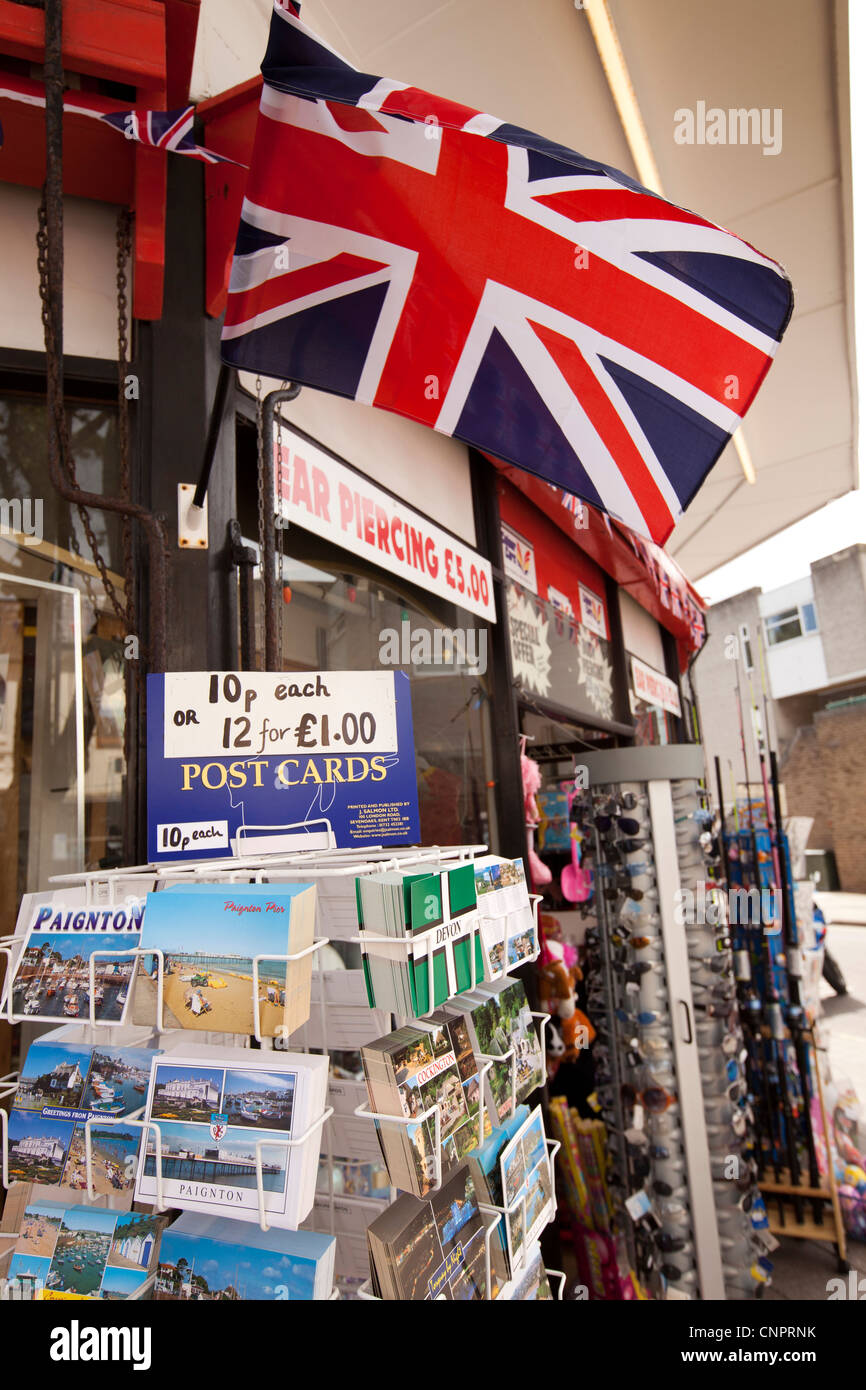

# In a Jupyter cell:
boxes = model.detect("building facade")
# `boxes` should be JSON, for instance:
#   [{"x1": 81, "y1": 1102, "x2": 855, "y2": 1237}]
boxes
[{"x1": 693, "y1": 544, "x2": 866, "y2": 890}]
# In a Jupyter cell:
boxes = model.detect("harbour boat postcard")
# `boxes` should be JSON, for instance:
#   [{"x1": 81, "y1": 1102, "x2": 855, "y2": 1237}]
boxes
[
  {"x1": 135, "y1": 1048, "x2": 328, "y2": 1227},
  {"x1": 7, "y1": 1037, "x2": 160, "y2": 1195},
  {"x1": 2, "y1": 894, "x2": 144, "y2": 1025},
  {"x1": 7, "y1": 1202, "x2": 164, "y2": 1300},
  {"x1": 14, "y1": 1039, "x2": 155, "y2": 1119},
  {"x1": 132, "y1": 883, "x2": 316, "y2": 1036}
]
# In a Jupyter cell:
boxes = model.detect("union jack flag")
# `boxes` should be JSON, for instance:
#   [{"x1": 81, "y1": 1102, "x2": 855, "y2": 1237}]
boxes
[
  {"x1": 221, "y1": 2, "x2": 793, "y2": 544},
  {"x1": 100, "y1": 105, "x2": 238, "y2": 165},
  {"x1": 0, "y1": 75, "x2": 240, "y2": 165}
]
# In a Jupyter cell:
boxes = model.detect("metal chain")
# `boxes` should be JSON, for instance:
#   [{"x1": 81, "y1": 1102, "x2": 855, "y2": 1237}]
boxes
[
  {"x1": 36, "y1": 201, "x2": 129, "y2": 631},
  {"x1": 116, "y1": 208, "x2": 134, "y2": 631},
  {"x1": 255, "y1": 376, "x2": 266, "y2": 669}
]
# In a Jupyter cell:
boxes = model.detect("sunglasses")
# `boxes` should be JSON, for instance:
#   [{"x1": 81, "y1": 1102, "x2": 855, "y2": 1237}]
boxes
[
  {"x1": 594, "y1": 814, "x2": 646, "y2": 836},
  {"x1": 706, "y1": 1111, "x2": 749, "y2": 1139},
  {"x1": 621, "y1": 1082, "x2": 676, "y2": 1113},
  {"x1": 615, "y1": 1008, "x2": 664, "y2": 1027},
  {"x1": 655, "y1": 1232, "x2": 691, "y2": 1253},
  {"x1": 689, "y1": 954, "x2": 733, "y2": 973},
  {"x1": 688, "y1": 932, "x2": 732, "y2": 952},
  {"x1": 700, "y1": 1056, "x2": 744, "y2": 1085}
]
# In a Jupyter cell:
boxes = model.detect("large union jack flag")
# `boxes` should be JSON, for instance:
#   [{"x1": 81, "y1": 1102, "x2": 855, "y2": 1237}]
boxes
[{"x1": 221, "y1": 1, "x2": 793, "y2": 543}]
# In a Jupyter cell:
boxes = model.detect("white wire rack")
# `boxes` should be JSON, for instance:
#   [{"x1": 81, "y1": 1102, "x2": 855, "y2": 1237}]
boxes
[{"x1": 10, "y1": 839, "x2": 558, "y2": 1301}]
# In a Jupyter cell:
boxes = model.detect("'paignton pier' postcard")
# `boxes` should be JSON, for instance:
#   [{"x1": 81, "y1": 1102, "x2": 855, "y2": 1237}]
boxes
[{"x1": 132, "y1": 883, "x2": 316, "y2": 1036}]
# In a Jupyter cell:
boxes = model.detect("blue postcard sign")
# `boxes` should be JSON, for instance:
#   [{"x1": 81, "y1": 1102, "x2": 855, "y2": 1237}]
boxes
[{"x1": 146, "y1": 670, "x2": 420, "y2": 860}]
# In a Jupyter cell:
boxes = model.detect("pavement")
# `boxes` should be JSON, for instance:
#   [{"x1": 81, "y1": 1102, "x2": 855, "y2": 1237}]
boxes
[{"x1": 765, "y1": 920, "x2": 866, "y2": 1301}]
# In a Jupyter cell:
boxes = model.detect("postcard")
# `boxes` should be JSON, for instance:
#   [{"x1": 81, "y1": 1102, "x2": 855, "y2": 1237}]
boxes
[
  {"x1": 506, "y1": 1242, "x2": 554, "y2": 1300},
  {"x1": 3, "y1": 893, "x2": 143, "y2": 1025},
  {"x1": 154, "y1": 1214, "x2": 335, "y2": 1300},
  {"x1": 469, "y1": 980, "x2": 545, "y2": 1118},
  {"x1": 135, "y1": 1048, "x2": 328, "y2": 1228},
  {"x1": 6, "y1": 1202, "x2": 164, "y2": 1300},
  {"x1": 499, "y1": 1107, "x2": 553, "y2": 1271},
  {"x1": 7, "y1": 1036, "x2": 160, "y2": 1195},
  {"x1": 133, "y1": 883, "x2": 316, "y2": 1036},
  {"x1": 368, "y1": 1164, "x2": 488, "y2": 1301}
]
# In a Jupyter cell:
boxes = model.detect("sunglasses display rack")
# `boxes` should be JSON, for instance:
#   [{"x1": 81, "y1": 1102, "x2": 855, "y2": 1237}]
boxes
[{"x1": 575, "y1": 743, "x2": 780, "y2": 1301}]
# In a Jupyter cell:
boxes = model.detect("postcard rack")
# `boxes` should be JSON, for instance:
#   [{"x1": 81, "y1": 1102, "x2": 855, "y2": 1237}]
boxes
[{"x1": 16, "y1": 839, "x2": 551, "y2": 1301}]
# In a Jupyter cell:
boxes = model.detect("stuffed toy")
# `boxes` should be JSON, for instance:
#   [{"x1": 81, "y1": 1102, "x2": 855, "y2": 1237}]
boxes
[
  {"x1": 538, "y1": 913, "x2": 595, "y2": 1068},
  {"x1": 521, "y1": 741, "x2": 552, "y2": 886}
]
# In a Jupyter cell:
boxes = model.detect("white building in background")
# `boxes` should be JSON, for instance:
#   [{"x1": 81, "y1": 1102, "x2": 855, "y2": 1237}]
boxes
[
  {"x1": 693, "y1": 545, "x2": 866, "y2": 891},
  {"x1": 157, "y1": 1076, "x2": 220, "y2": 1107}
]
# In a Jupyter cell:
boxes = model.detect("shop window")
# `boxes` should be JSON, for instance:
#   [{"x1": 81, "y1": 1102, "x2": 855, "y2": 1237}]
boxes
[
  {"x1": 0, "y1": 386, "x2": 126, "y2": 905},
  {"x1": 244, "y1": 540, "x2": 497, "y2": 849}
]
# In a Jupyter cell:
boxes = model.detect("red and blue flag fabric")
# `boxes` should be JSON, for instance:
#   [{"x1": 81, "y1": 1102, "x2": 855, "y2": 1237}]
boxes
[
  {"x1": 221, "y1": 1, "x2": 793, "y2": 544},
  {"x1": 0, "y1": 74, "x2": 240, "y2": 165}
]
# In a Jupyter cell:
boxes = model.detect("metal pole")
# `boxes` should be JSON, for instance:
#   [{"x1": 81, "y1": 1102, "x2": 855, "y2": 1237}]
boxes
[
  {"x1": 261, "y1": 385, "x2": 300, "y2": 671},
  {"x1": 193, "y1": 362, "x2": 234, "y2": 509}
]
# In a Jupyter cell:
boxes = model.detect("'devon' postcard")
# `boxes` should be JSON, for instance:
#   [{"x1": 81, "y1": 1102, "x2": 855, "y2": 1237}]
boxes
[{"x1": 133, "y1": 883, "x2": 316, "y2": 1036}]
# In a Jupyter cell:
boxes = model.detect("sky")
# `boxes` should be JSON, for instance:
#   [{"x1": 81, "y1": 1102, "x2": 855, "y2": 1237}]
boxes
[
  {"x1": 20, "y1": 1043, "x2": 90, "y2": 1083},
  {"x1": 158, "y1": 1232, "x2": 316, "y2": 1299},
  {"x1": 698, "y1": 6, "x2": 865, "y2": 607},
  {"x1": 142, "y1": 891, "x2": 293, "y2": 958}
]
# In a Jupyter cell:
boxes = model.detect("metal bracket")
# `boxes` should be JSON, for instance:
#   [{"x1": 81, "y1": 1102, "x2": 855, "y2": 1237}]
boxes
[{"x1": 177, "y1": 483, "x2": 208, "y2": 549}]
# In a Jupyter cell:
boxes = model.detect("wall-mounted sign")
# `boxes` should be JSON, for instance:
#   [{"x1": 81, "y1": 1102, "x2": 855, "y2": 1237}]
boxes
[
  {"x1": 501, "y1": 523, "x2": 538, "y2": 594},
  {"x1": 275, "y1": 424, "x2": 495, "y2": 622},
  {"x1": 547, "y1": 584, "x2": 574, "y2": 618},
  {"x1": 147, "y1": 670, "x2": 420, "y2": 860},
  {"x1": 507, "y1": 583, "x2": 614, "y2": 721},
  {"x1": 631, "y1": 655, "x2": 682, "y2": 717},
  {"x1": 578, "y1": 583, "x2": 607, "y2": 640}
]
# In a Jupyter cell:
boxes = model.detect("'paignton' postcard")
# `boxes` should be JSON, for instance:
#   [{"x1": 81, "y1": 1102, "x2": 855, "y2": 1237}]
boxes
[
  {"x1": 134, "y1": 1046, "x2": 328, "y2": 1228},
  {"x1": 2, "y1": 893, "x2": 143, "y2": 1025}
]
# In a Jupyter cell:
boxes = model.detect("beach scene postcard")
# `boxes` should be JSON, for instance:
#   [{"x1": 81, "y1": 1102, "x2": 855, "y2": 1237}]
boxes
[
  {"x1": 5, "y1": 892, "x2": 143, "y2": 1025},
  {"x1": 8, "y1": 1203, "x2": 163, "y2": 1299},
  {"x1": 132, "y1": 883, "x2": 316, "y2": 1036},
  {"x1": 135, "y1": 1055, "x2": 313, "y2": 1224}
]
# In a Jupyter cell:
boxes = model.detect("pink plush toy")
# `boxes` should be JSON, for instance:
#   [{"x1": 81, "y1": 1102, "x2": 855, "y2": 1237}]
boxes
[{"x1": 521, "y1": 742, "x2": 552, "y2": 886}]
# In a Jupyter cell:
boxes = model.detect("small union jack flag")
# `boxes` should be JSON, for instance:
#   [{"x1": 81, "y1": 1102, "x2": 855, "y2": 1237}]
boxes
[
  {"x1": 0, "y1": 75, "x2": 241, "y2": 166},
  {"x1": 221, "y1": 3, "x2": 793, "y2": 544}
]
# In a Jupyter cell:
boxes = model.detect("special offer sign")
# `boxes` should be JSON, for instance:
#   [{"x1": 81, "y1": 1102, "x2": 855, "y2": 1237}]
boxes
[
  {"x1": 147, "y1": 670, "x2": 420, "y2": 860},
  {"x1": 274, "y1": 424, "x2": 496, "y2": 623}
]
